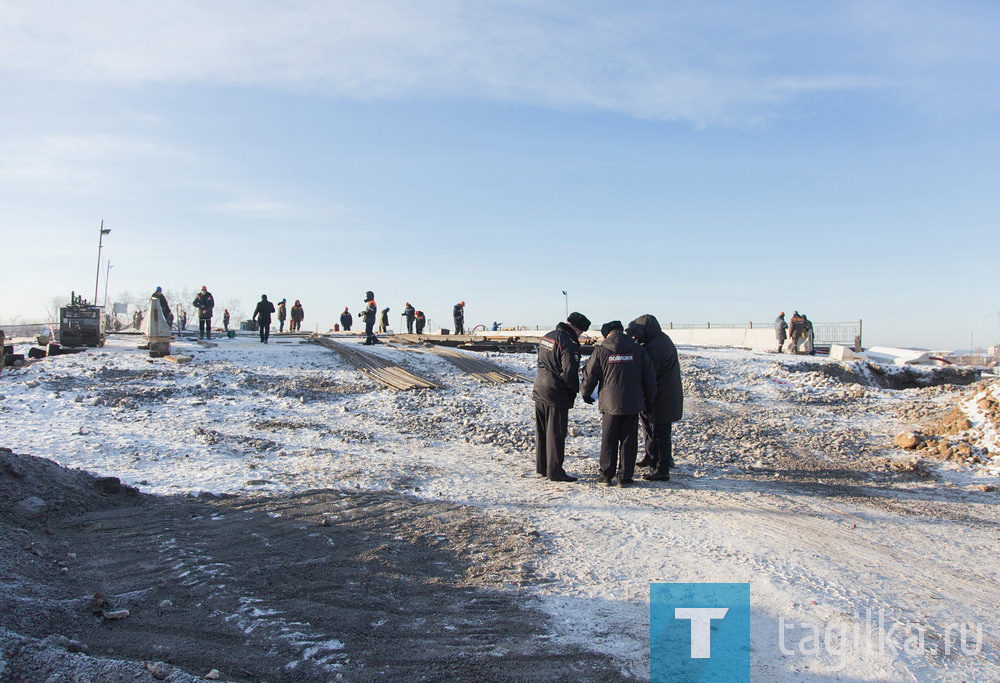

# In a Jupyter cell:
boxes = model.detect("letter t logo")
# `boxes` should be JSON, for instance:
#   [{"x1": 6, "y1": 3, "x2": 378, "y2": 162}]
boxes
[{"x1": 674, "y1": 608, "x2": 730, "y2": 658}]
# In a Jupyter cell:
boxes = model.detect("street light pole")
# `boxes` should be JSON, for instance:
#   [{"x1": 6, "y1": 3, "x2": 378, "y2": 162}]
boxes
[
  {"x1": 562, "y1": 290, "x2": 568, "y2": 319},
  {"x1": 94, "y1": 220, "x2": 111, "y2": 304},
  {"x1": 103, "y1": 261, "x2": 113, "y2": 308}
]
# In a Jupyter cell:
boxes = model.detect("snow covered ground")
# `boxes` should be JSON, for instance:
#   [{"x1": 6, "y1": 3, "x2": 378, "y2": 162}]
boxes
[{"x1": 1, "y1": 333, "x2": 997, "y2": 680}]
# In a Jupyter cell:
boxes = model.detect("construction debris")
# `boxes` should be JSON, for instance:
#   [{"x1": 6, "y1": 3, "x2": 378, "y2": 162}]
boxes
[{"x1": 309, "y1": 336, "x2": 442, "y2": 391}]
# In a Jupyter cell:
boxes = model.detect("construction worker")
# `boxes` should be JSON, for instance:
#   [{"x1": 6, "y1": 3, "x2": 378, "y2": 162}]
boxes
[
  {"x1": 379, "y1": 307, "x2": 390, "y2": 334},
  {"x1": 192, "y1": 286, "x2": 215, "y2": 339},
  {"x1": 222, "y1": 309, "x2": 230, "y2": 332},
  {"x1": 415, "y1": 310, "x2": 426, "y2": 335},
  {"x1": 290, "y1": 300, "x2": 304, "y2": 332},
  {"x1": 340, "y1": 306, "x2": 353, "y2": 332},
  {"x1": 151, "y1": 287, "x2": 173, "y2": 326},
  {"x1": 404, "y1": 302, "x2": 416, "y2": 334},
  {"x1": 358, "y1": 291, "x2": 378, "y2": 344},
  {"x1": 775, "y1": 312, "x2": 788, "y2": 353},
  {"x1": 277, "y1": 299, "x2": 287, "y2": 333},
  {"x1": 453, "y1": 301, "x2": 465, "y2": 335},
  {"x1": 581, "y1": 321, "x2": 656, "y2": 487},
  {"x1": 627, "y1": 315, "x2": 683, "y2": 481},
  {"x1": 532, "y1": 311, "x2": 591, "y2": 482},
  {"x1": 790, "y1": 311, "x2": 805, "y2": 354}
]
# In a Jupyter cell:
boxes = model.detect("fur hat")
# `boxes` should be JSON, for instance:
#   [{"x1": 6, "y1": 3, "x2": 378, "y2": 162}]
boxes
[
  {"x1": 601, "y1": 320, "x2": 623, "y2": 337},
  {"x1": 566, "y1": 312, "x2": 591, "y2": 332}
]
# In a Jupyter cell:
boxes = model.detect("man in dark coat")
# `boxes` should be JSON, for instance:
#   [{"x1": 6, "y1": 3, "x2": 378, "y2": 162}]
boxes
[
  {"x1": 340, "y1": 307, "x2": 353, "y2": 332},
  {"x1": 532, "y1": 311, "x2": 591, "y2": 482},
  {"x1": 415, "y1": 310, "x2": 426, "y2": 335},
  {"x1": 626, "y1": 314, "x2": 683, "y2": 481},
  {"x1": 192, "y1": 286, "x2": 215, "y2": 339},
  {"x1": 379, "y1": 307, "x2": 390, "y2": 334},
  {"x1": 404, "y1": 302, "x2": 416, "y2": 334},
  {"x1": 222, "y1": 309, "x2": 230, "y2": 332},
  {"x1": 775, "y1": 312, "x2": 788, "y2": 353},
  {"x1": 453, "y1": 301, "x2": 465, "y2": 335},
  {"x1": 358, "y1": 291, "x2": 378, "y2": 344},
  {"x1": 252, "y1": 294, "x2": 275, "y2": 343},
  {"x1": 581, "y1": 321, "x2": 657, "y2": 487}
]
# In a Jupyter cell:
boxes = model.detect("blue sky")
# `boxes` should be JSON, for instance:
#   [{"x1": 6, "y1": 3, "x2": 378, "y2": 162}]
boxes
[{"x1": 1, "y1": 0, "x2": 998, "y2": 349}]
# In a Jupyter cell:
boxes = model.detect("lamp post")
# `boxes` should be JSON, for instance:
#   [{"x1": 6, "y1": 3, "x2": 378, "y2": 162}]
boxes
[
  {"x1": 562, "y1": 290, "x2": 568, "y2": 319},
  {"x1": 103, "y1": 261, "x2": 113, "y2": 308},
  {"x1": 94, "y1": 220, "x2": 111, "y2": 303}
]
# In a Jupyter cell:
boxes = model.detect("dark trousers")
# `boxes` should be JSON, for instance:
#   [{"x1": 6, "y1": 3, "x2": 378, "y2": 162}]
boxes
[
  {"x1": 600, "y1": 412, "x2": 639, "y2": 482},
  {"x1": 416, "y1": 322, "x2": 425, "y2": 334},
  {"x1": 407, "y1": 318, "x2": 414, "y2": 333},
  {"x1": 199, "y1": 318, "x2": 211, "y2": 338},
  {"x1": 364, "y1": 319, "x2": 376, "y2": 344},
  {"x1": 640, "y1": 414, "x2": 673, "y2": 472},
  {"x1": 258, "y1": 321, "x2": 270, "y2": 342},
  {"x1": 454, "y1": 318, "x2": 464, "y2": 335},
  {"x1": 278, "y1": 319, "x2": 285, "y2": 333},
  {"x1": 535, "y1": 402, "x2": 569, "y2": 479}
]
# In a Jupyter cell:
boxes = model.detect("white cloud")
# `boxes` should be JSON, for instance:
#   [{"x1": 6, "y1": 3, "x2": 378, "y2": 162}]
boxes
[{"x1": 1, "y1": 1, "x2": 996, "y2": 126}]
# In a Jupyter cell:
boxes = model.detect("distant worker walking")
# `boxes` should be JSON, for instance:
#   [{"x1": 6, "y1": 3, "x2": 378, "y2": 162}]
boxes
[
  {"x1": 581, "y1": 321, "x2": 656, "y2": 487},
  {"x1": 277, "y1": 299, "x2": 287, "y2": 333},
  {"x1": 340, "y1": 306, "x2": 353, "y2": 332},
  {"x1": 627, "y1": 315, "x2": 683, "y2": 481},
  {"x1": 290, "y1": 300, "x2": 304, "y2": 332},
  {"x1": 775, "y1": 312, "x2": 788, "y2": 353},
  {"x1": 532, "y1": 312, "x2": 591, "y2": 483},
  {"x1": 252, "y1": 295, "x2": 276, "y2": 343},
  {"x1": 192, "y1": 286, "x2": 215, "y2": 339},
  {"x1": 453, "y1": 301, "x2": 465, "y2": 335},
  {"x1": 415, "y1": 310, "x2": 426, "y2": 335},
  {"x1": 404, "y1": 302, "x2": 416, "y2": 334}
]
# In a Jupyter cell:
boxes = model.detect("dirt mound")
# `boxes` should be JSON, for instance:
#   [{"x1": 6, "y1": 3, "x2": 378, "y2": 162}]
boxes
[
  {"x1": 0, "y1": 449, "x2": 626, "y2": 681},
  {"x1": 892, "y1": 380, "x2": 1000, "y2": 473},
  {"x1": 788, "y1": 360, "x2": 982, "y2": 389}
]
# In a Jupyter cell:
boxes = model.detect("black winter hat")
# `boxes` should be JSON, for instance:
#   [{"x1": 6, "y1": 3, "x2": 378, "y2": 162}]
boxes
[
  {"x1": 566, "y1": 312, "x2": 591, "y2": 332},
  {"x1": 365, "y1": 291, "x2": 375, "y2": 301},
  {"x1": 601, "y1": 320, "x2": 623, "y2": 337}
]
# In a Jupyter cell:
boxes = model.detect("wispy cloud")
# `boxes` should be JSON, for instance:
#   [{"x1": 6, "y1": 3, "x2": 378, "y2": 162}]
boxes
[{"x1": 3, "y1": 1, "x2": 995, "y2": 126}]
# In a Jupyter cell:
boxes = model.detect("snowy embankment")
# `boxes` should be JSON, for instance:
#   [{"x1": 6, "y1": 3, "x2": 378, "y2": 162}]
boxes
[{"x1": 1, "y1": 334, "x2": 997, "y2": 681}]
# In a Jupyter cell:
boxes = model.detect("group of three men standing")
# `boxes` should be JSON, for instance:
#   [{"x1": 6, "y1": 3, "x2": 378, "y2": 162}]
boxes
[{"x1": 532, "y1": 312, "x2": 683, "y2": 487}]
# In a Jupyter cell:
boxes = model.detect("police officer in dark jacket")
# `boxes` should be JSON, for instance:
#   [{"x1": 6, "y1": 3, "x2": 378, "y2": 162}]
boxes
[
  {"x1": 581, "y1": 321, "x2": 656, "y2": 487},
  {"x1": 532, "y1": 311, "x2": 591, "y2": 482},
  {"x1": 626, "y1": 314, "x2": 683, "y2": 481},
  {"x1": 252, "y1": 294, "x2": 276, "y2": 343},
  {"x1": 404, "y1": 303, "x2": 416, "y2": 333},
  {"x1": 192, "y1": 286, "x2": 215, "y2": 339},
  {"x1": 340, "y1": 306, "x2": 353, "y2": 332},
  {"x1": 358, "y1": 291, "x2": 378, "y2": 344}
]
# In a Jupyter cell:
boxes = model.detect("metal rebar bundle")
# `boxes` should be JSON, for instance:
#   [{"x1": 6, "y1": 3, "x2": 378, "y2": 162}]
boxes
[
  {"x1": 426, "y1": 345, "x2": 529, "y2": 384},
  {"x1": 309, "y1": 337, "x2": 442, "y2": 391}
]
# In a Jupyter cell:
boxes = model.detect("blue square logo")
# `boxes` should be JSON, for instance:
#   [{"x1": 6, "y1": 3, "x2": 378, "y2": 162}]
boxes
[{"x1": 650, "y1": 583, "x2": 750, "y2": 682}]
